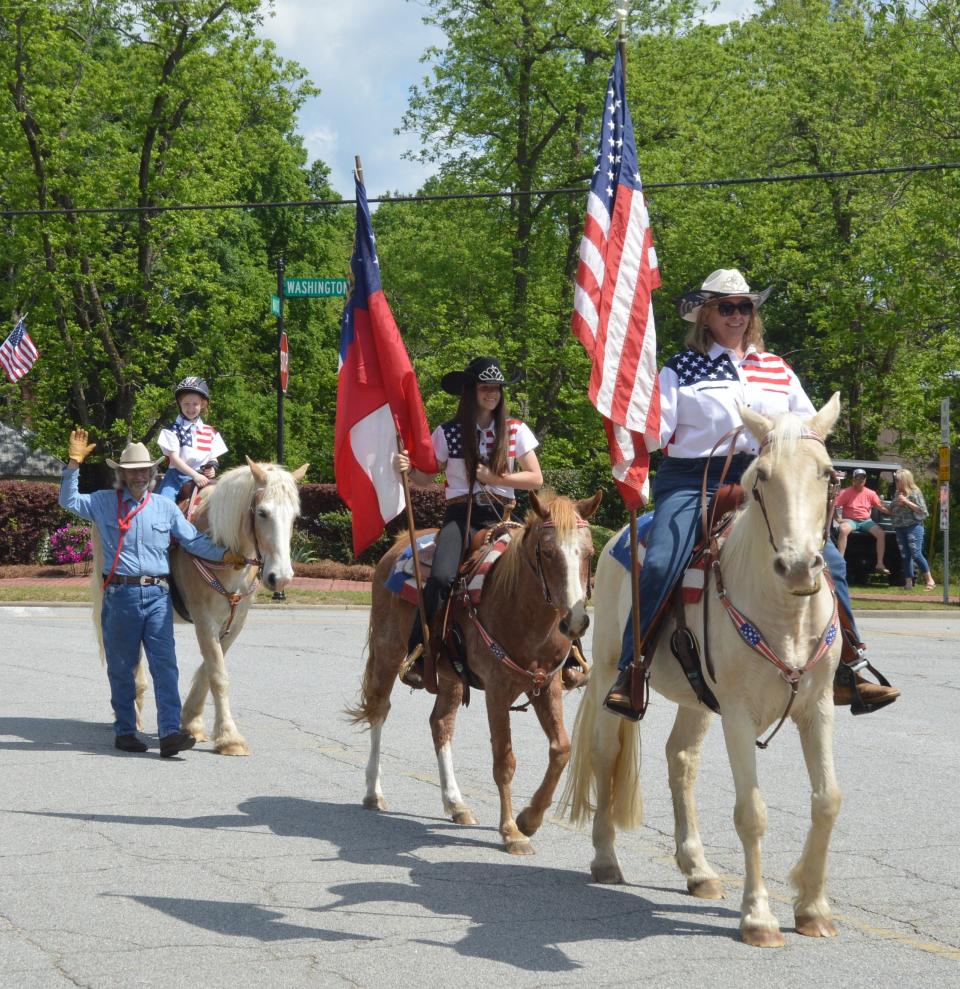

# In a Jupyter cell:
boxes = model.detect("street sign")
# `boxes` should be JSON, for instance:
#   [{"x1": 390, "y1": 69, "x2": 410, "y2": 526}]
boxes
[
  {"x1": 940, "y1": 446, "x2": 951, "y2": 482},
  {"x1": 284, "y1": 277, "x2": 348, "y2": 298},
  {"x1": 279, "y1": 331, "x2": 289, "y2": 394},
  {"x1": 271, "y1": 294, "x2": 281, "y2": 316}
]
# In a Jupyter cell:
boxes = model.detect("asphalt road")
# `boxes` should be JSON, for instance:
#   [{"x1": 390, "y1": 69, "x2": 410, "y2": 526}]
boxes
[{"x1": 1, "y1": 605, "x2": 958, "y2": 988}]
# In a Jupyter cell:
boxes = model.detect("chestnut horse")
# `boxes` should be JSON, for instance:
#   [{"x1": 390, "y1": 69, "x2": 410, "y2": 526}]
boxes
[
  {"x1": 561, "y1": 396, "x2": 845, "y2": 946},
  {"x1": 348, "y1": 490, "x2": 601, "y2": 855},
  {"x1": 91, "y1": 459, "x2": 307, "y2": 755}
]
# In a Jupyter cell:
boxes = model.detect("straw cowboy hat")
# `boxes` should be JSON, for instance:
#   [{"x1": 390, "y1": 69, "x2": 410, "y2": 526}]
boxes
[
  {"x1": 105, "y1": 442, "x2": 164, "y2": 470},
  {"x1": 440, "y1": 356, "x2": 520, "y2": 396},
  {"x1": 677, "y1": 268, "x2": 773, "y2": 323}
]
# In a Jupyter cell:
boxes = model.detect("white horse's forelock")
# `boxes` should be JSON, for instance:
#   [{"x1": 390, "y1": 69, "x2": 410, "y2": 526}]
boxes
[
  {"x1": 204, "y1": 463, "x2": 301, "y2": 550},
  {"x1": 742, "y1": 412, "x2": 807, "y2": 488}
]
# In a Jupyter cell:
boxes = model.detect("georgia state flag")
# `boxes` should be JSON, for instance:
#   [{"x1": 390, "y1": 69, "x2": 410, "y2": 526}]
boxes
[{"x1": 334, "y1": 173, "x2": 437, "y2": 556}]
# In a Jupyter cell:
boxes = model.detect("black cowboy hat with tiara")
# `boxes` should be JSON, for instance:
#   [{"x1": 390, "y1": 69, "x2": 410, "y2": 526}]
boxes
[
  {"x1": 677, "y1": 268, "x2": 774, "y2": 323},
  {"x1": 440, "y1": 356, "x2": 520, "y2": 396}
]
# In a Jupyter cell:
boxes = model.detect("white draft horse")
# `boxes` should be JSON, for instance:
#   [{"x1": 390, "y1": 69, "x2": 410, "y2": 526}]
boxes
[
  {"x1": 348, "y1": 491, "x2": 601, "y2": 855},
  {"x1": 92, "y1": 459, "x2": 308, "y2": 755},
  {"x1": 561, "y1": 396, "x2": 844, "y2": 946}
]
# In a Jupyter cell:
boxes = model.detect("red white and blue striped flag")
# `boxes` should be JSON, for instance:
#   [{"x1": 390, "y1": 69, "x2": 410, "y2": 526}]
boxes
[
  {"x1": 0, "y1": 316, "x2": 39, "y2": 384},
  {"x1": 572, "y1": 50, "x2": 660, "y2": 509},
  {"x1": 335, "y1": 172, "x2": 437, "y2": 556}
]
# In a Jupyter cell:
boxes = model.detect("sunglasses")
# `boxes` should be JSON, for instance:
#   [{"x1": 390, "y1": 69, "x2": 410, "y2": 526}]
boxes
[{"x1": 714, "y1": 300, "x2": 754, "y2": 317}]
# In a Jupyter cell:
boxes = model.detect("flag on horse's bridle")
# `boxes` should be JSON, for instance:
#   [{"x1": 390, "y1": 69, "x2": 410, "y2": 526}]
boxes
[
  {"x1": 335, "y1": 172, "x2": 437, "y2": 556},
  {"x1": 0, "y1": 316, "x2": 39, "y2": 384},
  {"x1": 571, "y1": 49, "x2": 660, "y2": 509}
]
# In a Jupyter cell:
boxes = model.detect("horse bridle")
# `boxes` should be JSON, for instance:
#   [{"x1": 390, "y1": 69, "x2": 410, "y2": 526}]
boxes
[
  {"x1": 749, "y1": 429, "x2": 841, "y2": 556},
  {"x1": 524, "y1": 518, "x2": 593, "y2": 610}
]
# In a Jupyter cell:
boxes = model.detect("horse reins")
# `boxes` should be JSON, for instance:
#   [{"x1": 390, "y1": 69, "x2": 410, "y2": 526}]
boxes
[
  {"x1": 702, "y1": 427, "x2": 842, "y2": 749},
  {"x1": 187, "y1": 492, "x2": 264, "y2": 639},
  {"x1": 460, "y1": 515, "x2": 591, "y2": 697}
]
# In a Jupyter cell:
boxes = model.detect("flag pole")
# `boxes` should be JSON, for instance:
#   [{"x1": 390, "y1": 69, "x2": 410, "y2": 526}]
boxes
[
  {"x1": 355, "y1": 150, "x2": 431, "y2": 661},
  {"x1": 615, "y1": 8, "x2": 643, "y2": 673}
]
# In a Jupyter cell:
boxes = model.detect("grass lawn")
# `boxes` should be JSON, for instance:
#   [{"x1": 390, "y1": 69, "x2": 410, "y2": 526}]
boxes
[{"x1": 0, "y1": 585, "x2": 372, "y2": 607}]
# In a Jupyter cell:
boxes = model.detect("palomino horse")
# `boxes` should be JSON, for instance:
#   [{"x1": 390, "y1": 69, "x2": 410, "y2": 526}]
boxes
[
  {"x1": 348, "y1": 490, "x2": 601, "y2": 855},
  {"x1": 561, "y1": 396, "x2": 845, "y2": 946},
  {"x1": 92, "y1": 459, "x2": 307, "y2": 755}
]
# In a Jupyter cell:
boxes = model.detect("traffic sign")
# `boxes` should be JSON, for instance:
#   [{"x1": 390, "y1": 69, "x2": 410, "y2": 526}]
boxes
[
  {"x1": 271, "y1": 294, "x2": 281, "y2": 316},
  {"x1": 940, "y1": 446, "x2": 950, "y2": 482},
  {"x1": 279, "y1": 332, "x2": 289, "y2": 394},
  {"x1": 284, "y1": 277, "x2": 348, "y2": 298}
]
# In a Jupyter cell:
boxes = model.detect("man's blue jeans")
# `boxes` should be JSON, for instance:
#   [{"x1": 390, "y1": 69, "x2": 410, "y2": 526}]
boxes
[
  {"x1": 100, "y1": 583, "x2": 181, "y2": 737},
  {"x1": 619, "y1": 454, "x2": 859, "y2": 669}
]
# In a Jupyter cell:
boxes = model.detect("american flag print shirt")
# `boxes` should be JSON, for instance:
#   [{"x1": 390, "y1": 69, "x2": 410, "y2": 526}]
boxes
[
  {"x1": 434, "y1": 418, "x2": 538, "y2": 500},
  {"x1": 658, "y1": 343, "x2": 815, "y2": 459},
  {"x1": 156, "y1": 415, "x2": 228, "y2": 470}
]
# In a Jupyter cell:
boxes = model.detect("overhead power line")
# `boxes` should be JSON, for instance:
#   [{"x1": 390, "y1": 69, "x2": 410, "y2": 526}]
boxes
[{"x1": 0, "y1": 161, "x2": 957, "y2": 220}]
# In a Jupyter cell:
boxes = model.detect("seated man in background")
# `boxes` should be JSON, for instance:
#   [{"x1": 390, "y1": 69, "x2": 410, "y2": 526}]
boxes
[{"x1": 835, "y1": 468, "x2": 891, "y2": 574}]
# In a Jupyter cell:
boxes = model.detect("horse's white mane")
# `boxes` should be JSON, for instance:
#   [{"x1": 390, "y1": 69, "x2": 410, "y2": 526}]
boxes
[{"x1": 204, "y1": 463, "x2": 301, "y2": 547}]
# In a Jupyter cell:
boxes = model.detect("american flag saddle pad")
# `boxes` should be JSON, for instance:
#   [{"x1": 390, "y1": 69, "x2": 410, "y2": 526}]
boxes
[
  {"x1": 609, "y1": 512, "x2": 707, "y2": 604},
  {"x1": 385, "y1": 532, "x2": 514, "y2": 605}
]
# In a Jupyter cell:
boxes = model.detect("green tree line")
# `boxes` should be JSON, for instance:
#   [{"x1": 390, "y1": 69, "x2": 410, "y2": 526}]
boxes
[{"x1": 2, "y1": 0, "x2": 959, "y2": 533}]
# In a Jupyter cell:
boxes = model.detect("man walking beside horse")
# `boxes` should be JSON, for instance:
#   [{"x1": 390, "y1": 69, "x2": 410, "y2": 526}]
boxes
[{"x1": 60, "y1": 428, "x2": 245, "y2": 757}]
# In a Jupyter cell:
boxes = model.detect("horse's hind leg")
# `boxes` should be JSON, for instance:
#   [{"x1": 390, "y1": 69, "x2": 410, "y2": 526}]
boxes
[
  {"x1": 134, "y1": 657, "x2": 148, "y2": 731},
  {"x1": 516, "y1": 682, "x2": 569, "y2": 840},
  {"x1": 181, "y1": 663, "x2": 211, "y2": 742},
  {"x1": 429, "y1": 677, "x2": 477, "y2": 826},
  {"x1": 721, "y1": 708, "x2": 784, "y2": 947},
  {"x1": 667, "y1": 705, "x2": 725, "y2": 899},
  {"x1": 790, "y1": 698, "x2": 841, "y2": 938}
]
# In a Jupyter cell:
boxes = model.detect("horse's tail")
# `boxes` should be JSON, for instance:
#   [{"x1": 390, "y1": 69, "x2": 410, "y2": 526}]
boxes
[
  {"x1": 344, "y1": 620, "x2": 388, "y2": 727},
  {"x1": 559, "y1": 534, "x2": 643, "y2": 831},
  {"x1": 90, "y1": 529, "x2": 105, "y2": 663}
]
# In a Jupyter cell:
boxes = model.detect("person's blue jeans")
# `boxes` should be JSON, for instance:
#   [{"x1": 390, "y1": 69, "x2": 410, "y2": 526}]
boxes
[
  {"x1": 894, "y1": 523, "x2": 930, "y2": 580},
  {"x1": 618, "y1": 454, "x2": 858, "y2": 669},
  {"x1": 157, "y1": 467, "x2": 188, "y2": 500},
  {"x1": 100, "y1": 583, "x2": 181, "y2": 737}
]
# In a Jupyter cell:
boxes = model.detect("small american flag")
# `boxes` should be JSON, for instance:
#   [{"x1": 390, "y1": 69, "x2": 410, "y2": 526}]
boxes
[
  {"x1": 572, "y1": 50, "x2": 660, "y2": 509},
  {"x1": 0, "y1": 316, "x2": 39, "y2": 384}
]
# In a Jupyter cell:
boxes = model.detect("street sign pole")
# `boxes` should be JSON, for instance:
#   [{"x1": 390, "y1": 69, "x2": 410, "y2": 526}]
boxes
[
  {"x1": 276, "y1": 257, "x2": 285, "y2": 465},
  {"x1": 941, "y1": 398, "x2": 950, "y2": 605}
]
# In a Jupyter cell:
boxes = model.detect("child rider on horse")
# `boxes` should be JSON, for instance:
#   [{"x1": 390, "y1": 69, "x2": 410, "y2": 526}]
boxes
[{"x1": 156, "y1": 376, "x2": 228, "y2": 501}]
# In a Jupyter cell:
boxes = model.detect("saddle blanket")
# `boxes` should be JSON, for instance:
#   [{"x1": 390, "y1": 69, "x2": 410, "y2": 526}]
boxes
[
  {"x1": 609, "y1": 511, "x2": 706, "y2": 604},
  {"x1": 385, "y1": 531, "x2": 514, "y2": 605}
]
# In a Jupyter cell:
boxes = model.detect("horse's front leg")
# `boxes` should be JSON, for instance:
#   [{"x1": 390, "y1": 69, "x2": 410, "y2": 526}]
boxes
[
  {"x1": 485, "y1": 687, "x2": 532, "y2": 855},
  {"x1": 429, "y1": 673, "x2": 476, "y2": 825},
  {"x1": 515, "y1": 680, "x2": 569, "y2": 840},
  {"x1": 134, "y1": 656, "x2": 148, "y2": 731},
  {"x1": 667, "y1": 704, "x2": 725, "y2": 899},
  {"x1": 180, "y1": 659, "x2": 210, "y2": 742},
  {"x1": 192, "y1": 619, "x2": 249, "y2": 756},
  {"x1": 790, "y1": 694, "x2": 841, "y2": 938},
  {"x1": 721, "y1": 708, "x2": 784, "y2": 947}
]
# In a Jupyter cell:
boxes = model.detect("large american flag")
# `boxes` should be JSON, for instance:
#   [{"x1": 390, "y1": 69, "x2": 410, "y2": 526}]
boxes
[
  {"x1": 0, "y1": 316, "x2": 39, "y2": 384},
  {"x1": 572, "y1": 50, "x2": 660, "y2": 509}
]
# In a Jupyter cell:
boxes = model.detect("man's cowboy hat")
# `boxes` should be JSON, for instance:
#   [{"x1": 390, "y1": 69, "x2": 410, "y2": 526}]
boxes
[
  {"x1": 440, "y1": 356, "x2": 520, "y2": 396},
  {"x1": 106, "y1": 442, "x2": 164, "y2": 470},
  {"x1": 677, "y1": 268, "x2": 773, "y2": 323}
]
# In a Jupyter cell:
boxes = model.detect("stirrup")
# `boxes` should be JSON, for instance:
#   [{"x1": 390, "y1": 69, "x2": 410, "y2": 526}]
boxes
[
  {"x1": 603, "y1": 667, "x2": 642, "y2": 722},
  {"x1": 398, "y1": 643, "x2": 424, "y2": 689}
]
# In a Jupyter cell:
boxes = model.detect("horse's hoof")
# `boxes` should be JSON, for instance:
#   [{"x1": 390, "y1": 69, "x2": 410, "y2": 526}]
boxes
[
  {"x1": 215, "y1": 741, "x2": 250, "y2": 756},
  {"x1": 362, "y1": 795, "x2": 388, "y2": 811},
  {"x1": 505, "y1": 838, "x2": 535, "y2": 856},
  {"x1": 688, "y1": 878, "x2": 725, "y2": 899},
  {"x1": 515, "y1": 809, "x2": 540, "y2": 837},
  {"x1": 451, "y1": 809, "x2": 477, "y2": 825},
  {"x1": 795, "y1": 914, "x2": 838, "y2": 938},
  {"x1": 590, "y1": 862, "x2": 625, "y2": 884},
  {"x1": 740, "y1": 925, "x2": 785, "y2": 948}
]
